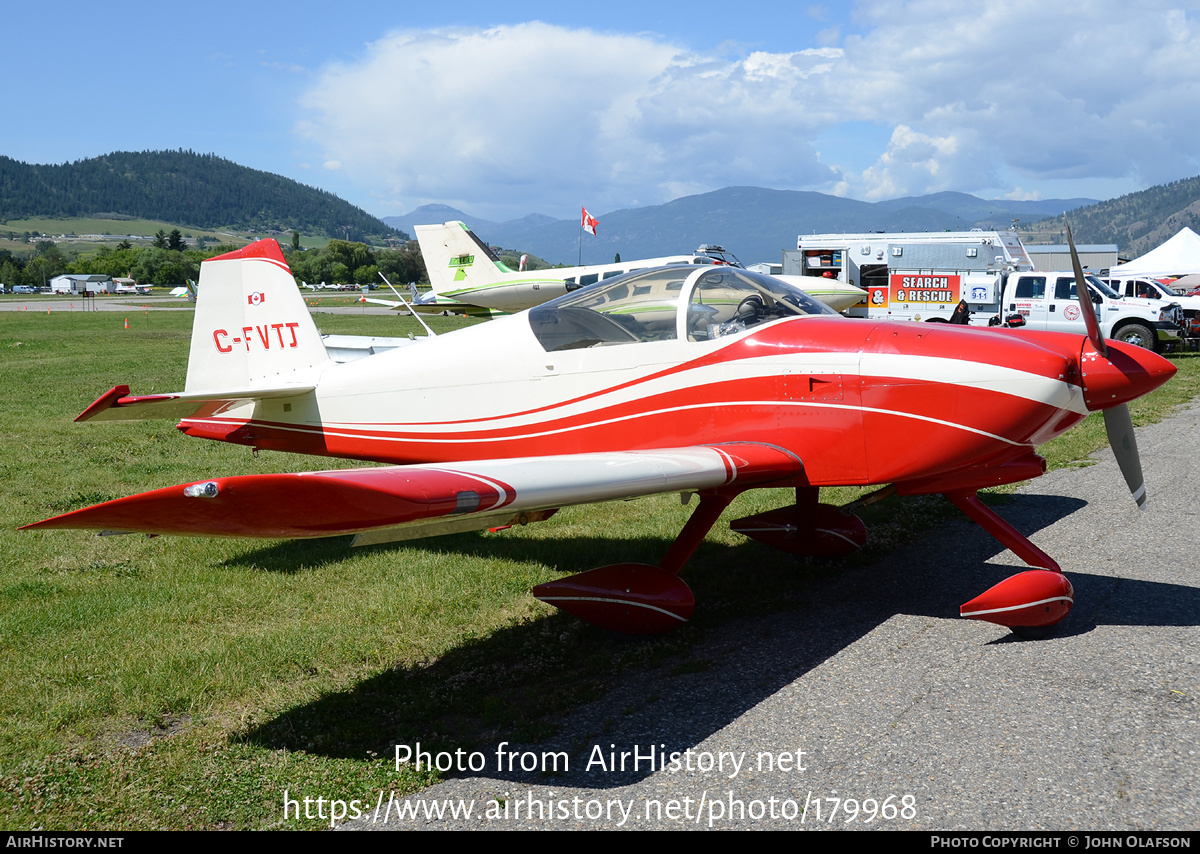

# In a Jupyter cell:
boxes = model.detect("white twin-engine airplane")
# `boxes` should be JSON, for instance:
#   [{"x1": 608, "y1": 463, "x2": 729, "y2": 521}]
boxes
[
  {"x1": 384, "y1": 221, "x2": 867, "y2": 316},
  {"x1": 26, "y1": 229, "x2": 1175, "y2": 639}
]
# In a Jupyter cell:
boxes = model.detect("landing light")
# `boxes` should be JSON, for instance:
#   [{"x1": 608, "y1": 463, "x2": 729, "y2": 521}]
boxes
[{"x1": 183, "y1": 481, "x2": 219, "y2": 498}]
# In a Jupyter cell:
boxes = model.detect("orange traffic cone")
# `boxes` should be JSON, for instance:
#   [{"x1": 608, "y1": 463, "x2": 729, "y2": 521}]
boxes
[{"x1": 124, "y1": 318, "x2": 129, "y2": 329}]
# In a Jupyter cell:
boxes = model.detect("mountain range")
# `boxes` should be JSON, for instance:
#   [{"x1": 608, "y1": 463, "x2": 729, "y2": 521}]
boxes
[
  {"x1": 385, "y1": 188, "x2": 1098, "y2": 266},
  {"x1": 4, "y1": 148, "x2": 1196, "y2": 263}
]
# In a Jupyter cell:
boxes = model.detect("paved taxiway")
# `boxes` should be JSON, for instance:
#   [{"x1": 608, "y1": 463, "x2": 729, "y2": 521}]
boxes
[{"x1": 349, "y1": 397, "x2": 1200, "y2": 831}]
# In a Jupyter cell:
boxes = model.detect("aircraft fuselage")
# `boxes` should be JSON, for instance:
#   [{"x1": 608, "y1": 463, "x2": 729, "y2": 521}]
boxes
[{"x1": 176, "y1": 312, "x2": 1127, "y2": 492}]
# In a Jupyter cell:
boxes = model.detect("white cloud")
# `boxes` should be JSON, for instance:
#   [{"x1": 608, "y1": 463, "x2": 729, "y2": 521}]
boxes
[
  {"x1": 834, "y1": 0, "x2": 1200, "y2": 197},
  {"x1": 296, "y1": 23, "x2": 845, "y2": 218},
  {"x1": 859, "y1": 125, "x2": 965, "y2": 199},
  {"x1": 296, "y1": 5, "x2": 1200, "y2": 218},
  {"x1": 1000, "y1": 187, "x2": 1042, "y2": 202}
]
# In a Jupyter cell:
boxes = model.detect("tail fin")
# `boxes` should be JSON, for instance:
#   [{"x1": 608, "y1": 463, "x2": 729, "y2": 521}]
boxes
[
  {"x1": 414, "y1": 221, "x2": 512, "y2": 297},
  {"x1": 185, "y1": 240, "x2": 329, "y2": 393}
]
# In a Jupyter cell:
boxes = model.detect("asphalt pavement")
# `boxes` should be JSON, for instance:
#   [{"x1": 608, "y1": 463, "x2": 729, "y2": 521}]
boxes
[{"x1": 346, "y1": 399, "x2": 1200, "y2": 831}]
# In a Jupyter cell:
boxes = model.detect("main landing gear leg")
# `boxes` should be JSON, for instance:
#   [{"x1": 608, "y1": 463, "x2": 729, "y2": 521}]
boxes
[
  {"x1": 659, "y1": 491, "x2": 738, "y2": 575},
  {"x1": 947, "y1": 490, "x2": 1074, "y2": 638},
  {"x1": 531, "y1": 490, "x2": 739, "y2": 635}
]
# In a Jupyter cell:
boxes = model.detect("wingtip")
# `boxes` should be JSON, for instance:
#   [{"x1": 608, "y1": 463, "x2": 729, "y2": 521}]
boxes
[{"x1": 75, "y1": 384, "x2": 131, "y2": 422}]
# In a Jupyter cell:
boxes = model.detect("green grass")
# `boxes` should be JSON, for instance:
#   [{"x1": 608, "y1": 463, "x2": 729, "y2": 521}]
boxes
[{"x1": 1, "y1": 310, "x2": 1196, "y2": 829}]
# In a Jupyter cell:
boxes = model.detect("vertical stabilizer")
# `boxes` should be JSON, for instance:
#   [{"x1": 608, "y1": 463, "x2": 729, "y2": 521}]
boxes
[
  {"x1": 414, "y1": 221, "x2": 511, "y2": 297},
  {"x1": 185, "y1": 240, "x2": 329, "y2": 393}
]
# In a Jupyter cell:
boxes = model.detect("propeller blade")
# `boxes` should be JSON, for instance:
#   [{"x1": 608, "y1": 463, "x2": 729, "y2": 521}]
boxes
[
  {"x1": 1066, "y1": 217, "x2": 1107, "y2": 357},
  {"x1": 1103, "y1": 403, "x2": 1147, "y2": 509},
  {"x1": 1067, "y1": 217, "x2": 1152, "y2": 509}
]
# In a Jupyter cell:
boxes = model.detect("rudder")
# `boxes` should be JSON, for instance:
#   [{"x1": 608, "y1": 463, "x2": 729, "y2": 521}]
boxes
[
  {"x1": 185, "y1": 240, "x2": 329, "y2": 393},
  {"x1": 414, "y1": 221, "x2": 511, "y2": 297}
]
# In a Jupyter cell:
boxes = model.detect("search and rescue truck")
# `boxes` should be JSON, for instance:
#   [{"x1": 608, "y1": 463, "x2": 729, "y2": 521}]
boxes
[{"x1": 787, "y1": 231, "x2": 1183, "y2": 351}]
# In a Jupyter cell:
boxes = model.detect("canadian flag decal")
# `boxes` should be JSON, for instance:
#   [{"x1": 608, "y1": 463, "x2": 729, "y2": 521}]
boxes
[{"x1": 248, "y1": 292, "x2": 266, "y2": 306}]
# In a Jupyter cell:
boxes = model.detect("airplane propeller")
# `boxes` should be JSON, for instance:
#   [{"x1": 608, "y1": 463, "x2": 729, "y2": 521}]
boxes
[{"x1": 1066, "y1": 218, "x2": 1148, "y2": 509}]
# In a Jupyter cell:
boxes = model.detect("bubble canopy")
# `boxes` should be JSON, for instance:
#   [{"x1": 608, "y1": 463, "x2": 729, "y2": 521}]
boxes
[{"x1": 528, "y1": 266, "x2": 840, "y2": 353}]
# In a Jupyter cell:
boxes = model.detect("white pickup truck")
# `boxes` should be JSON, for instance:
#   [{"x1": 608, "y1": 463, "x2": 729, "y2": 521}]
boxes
[
  {"x1": 1105, "y1": 275, "x2": 1200, "y2": 343},
  {"x1": 997, "y1": 272, "x2": 1183, "y2": 352}
]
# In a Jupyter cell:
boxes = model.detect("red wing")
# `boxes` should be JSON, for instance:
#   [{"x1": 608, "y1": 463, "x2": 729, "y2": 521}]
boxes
[{"x1": 23, "y1": 443, "x2": 802, "y2": 541}]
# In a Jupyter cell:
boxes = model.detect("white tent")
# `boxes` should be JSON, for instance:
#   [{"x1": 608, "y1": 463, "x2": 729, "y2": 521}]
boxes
[{"x1": 1111, "y1": 227, "x2": 1200, "y2": 277}]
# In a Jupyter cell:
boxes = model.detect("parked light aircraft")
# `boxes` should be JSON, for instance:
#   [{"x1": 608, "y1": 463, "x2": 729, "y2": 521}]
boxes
[
  {"x1": 403, "y1": 221, "x2": 867, "y2": 316},
  {"x1": 25, "y1": 228, "x2": 1175, "y2": 638},
  {"x1": 168, "y1": 280, "x2": 198, "y2": 301}
]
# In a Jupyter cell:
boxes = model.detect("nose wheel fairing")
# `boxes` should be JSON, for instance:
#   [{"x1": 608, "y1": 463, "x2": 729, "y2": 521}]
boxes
[{"x1": 960, "y1": 570, "x2": 1074, "y2": 631}]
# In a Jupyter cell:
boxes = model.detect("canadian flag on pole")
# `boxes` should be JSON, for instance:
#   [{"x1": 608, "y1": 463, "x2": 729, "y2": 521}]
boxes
[{"x1": 581, "y1": 207, "x2": 598, "y2": 236}]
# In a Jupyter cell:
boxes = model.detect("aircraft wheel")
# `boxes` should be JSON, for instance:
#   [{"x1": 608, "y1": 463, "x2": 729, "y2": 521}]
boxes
[{"x1": 1113, "y1": 322, "x2": 1157, "y2": 352}]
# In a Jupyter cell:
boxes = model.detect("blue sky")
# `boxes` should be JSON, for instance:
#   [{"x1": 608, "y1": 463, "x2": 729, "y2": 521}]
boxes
[{"x1": 5, "y1": 1, "x2": 1199, "y2": 221}]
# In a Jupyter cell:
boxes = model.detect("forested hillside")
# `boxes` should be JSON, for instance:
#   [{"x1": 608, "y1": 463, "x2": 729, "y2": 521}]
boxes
[
  {"x1": 1023, "y1": 175, "x2": 1200, "y2": 256},
  {"x1": 0, "y1": 150, "x2": 399, "y2": 242}
]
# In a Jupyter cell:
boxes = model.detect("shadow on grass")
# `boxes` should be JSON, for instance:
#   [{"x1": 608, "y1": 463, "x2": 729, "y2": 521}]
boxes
[
  {"x1": 228, "y1": 489, "x2": 1200, "y2": 791},
  {"x1": 223, "y1": 536, "x2": 363, "y2": 574}
]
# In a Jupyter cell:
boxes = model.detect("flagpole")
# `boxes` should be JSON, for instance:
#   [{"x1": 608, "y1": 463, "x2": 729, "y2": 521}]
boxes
[{"x1": 578, "y1": 204, "x2": 583, "y2": 266}]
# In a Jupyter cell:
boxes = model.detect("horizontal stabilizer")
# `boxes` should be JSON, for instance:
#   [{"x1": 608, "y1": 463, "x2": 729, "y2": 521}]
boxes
[
  {"x1": 76, "y1": 383, "x2": 316, "y2": 423},
  {"x1": 24, "y1": 443, "x2": 802, "y2": 541}
]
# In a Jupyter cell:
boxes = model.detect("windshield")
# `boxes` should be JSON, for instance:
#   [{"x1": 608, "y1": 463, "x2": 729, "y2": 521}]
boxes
[
  {"x1": 1086, "y1": 275, "x2": 1120, "y2": 298},
  {"x1": 1055, "y1": 274, "x2": 1120, "y2": 301},
  {"x1": 528, "y1": 266, "x2": 837, "y2": 352},
  {"x1": 529, "y1": 268, "x2": 686, "y2": 351},
  {"x1": 686, "y1": 268, "x2": 836, "y2": 341}
]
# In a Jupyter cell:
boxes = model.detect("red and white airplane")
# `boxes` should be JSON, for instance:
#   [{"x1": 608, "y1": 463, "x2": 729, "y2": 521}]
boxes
[{"x1": 24, "y1": 229, "x2": 1176, "y2": 638}]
